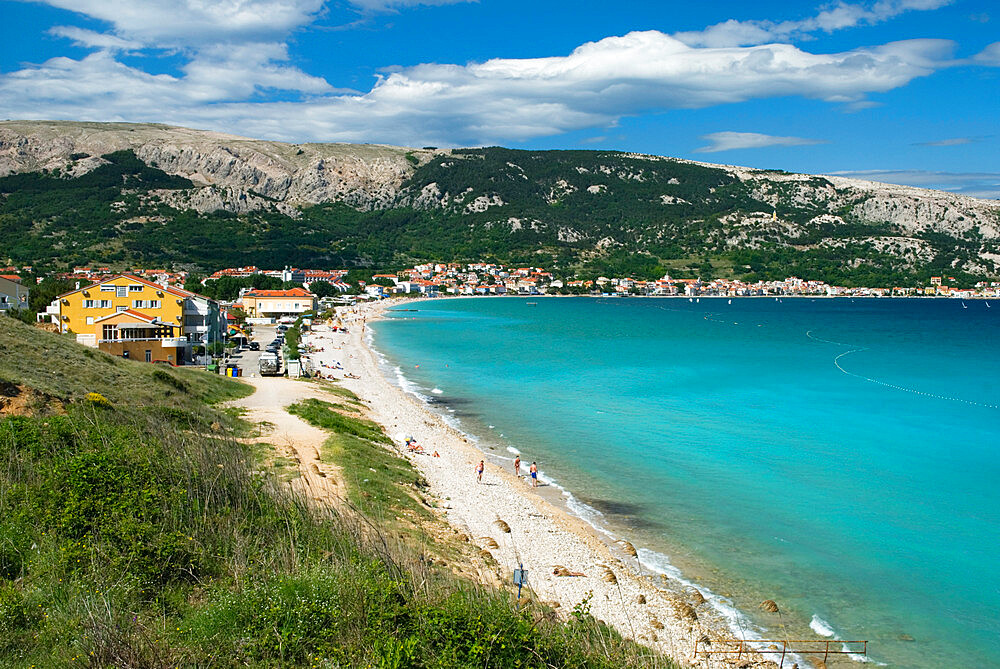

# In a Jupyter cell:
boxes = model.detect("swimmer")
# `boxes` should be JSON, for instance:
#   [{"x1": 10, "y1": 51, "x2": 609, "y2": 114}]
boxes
[
  {"x1": 529, "y1": 461, "x2": 538, "y2": 487},
  {"x1": 476, "y1": 460, "x2": 484, "y2": 484},
  {"x1": 514, "y1": 456, "x2": 521, "y2": 478}
]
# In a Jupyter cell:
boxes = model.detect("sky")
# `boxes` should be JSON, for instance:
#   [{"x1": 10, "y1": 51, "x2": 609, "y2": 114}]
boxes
[{"x1": 1, "y1": 0, "x2": 998, "y2": 197}]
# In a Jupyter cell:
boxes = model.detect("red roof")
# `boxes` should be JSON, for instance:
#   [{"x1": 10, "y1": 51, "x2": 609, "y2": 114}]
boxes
[
  {"x1": 94, "y1": 309, "x2": 160, "y2": 324},
  {"x1": 244, "y1": 287, "x2": 314, "y2": 298},
  {"x1": 58, "y1": 273, "x2": 209, "y2": 301},
  {"x1": 0, "y1": 274, "x2": 21, "y2": 282}
]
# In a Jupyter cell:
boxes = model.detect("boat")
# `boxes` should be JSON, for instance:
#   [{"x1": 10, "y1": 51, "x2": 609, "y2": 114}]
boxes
[
  {"x1": 986, "y1": 301, "x2": 991, "y2": 308},
  {"x1": 728, "y1": 299, "x2": 732, "y2": 304},
  {"x1": 689, "y1": 298, "x2": 693, "y2": 302},
  {"x1": 962, "y1": 301, "x2": 968, "y2": 309},
  {"x1": 526, "y1": 302, "x2": 537, "y2": 306}
]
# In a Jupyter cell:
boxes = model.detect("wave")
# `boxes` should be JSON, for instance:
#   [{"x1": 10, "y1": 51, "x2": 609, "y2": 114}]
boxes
[
  {"x1": 370, "y1": 320, "x2": 803, "y2": 665},
  {"x1": 431, "y1": 388, "x2": 443, "y2": 394},
  {"x1": 810, "y1": 614, "x2": 836, "y2": 637},
  {"x1": 635, "y1": 549, "x2": 805, "y2": 663},
  {"x1": 809, "y1": 615, "x2": 885, "y2": 664}
]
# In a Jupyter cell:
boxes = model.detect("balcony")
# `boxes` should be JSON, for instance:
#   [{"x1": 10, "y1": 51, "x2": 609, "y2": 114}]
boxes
[{"x1": 99, "y1": 337, "x2": 187, "y2": 347}]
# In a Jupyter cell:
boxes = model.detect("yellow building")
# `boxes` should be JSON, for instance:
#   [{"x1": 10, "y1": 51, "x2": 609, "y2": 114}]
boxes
[
  {"x1": 56, "y1": 274, "x2": 184, "y2": 335},
  {"x1": 50, "y1": 274, "x2": 221, "y2": 364},
  {"x1": 93, "y1": 309, "x2": 186, "y2": 364}
]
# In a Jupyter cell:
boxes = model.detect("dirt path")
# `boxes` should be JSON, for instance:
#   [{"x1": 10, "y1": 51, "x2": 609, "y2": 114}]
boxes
[{"x1": 230, "y1": 376, "x2": 345, "y2": 507}]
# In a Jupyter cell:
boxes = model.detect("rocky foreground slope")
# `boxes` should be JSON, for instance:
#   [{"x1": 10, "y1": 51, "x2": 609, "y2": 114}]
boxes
[{"x1": 1, "y1": 120, "x2": 998, "y2": 279}]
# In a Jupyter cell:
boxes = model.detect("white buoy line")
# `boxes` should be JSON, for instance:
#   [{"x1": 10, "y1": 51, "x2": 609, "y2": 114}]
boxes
[{"x1": 807, "y1": 330, "x2": 999, "y2": 410}]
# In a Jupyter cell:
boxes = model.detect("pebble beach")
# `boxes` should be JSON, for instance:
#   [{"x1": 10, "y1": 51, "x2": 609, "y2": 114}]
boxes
[{"x1": 299, "y1": 299, "x2": 776, "y2": 668}]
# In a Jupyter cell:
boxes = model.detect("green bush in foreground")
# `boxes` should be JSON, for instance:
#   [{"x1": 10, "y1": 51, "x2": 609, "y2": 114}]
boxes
[{"x1": 0, "y1": 395, "x2": 672, "y2": 668}]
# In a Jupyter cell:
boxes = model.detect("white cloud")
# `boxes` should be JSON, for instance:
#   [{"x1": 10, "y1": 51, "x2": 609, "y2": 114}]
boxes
[
  {"x1": 348, "y1": 0, "x2": 474, "y2": 12},
  {"x1": 675, "y1": 0, "x2": 953, "y2": 47},
  {"x1": 48, "y1": 25, "x2": 143, "y2": 50},
  {"x1": 694, "y1": 131, "x2": 827, "y2": 153},
  {"x1": 828, "y1": 169, "x2": 1000, "y2": 199},
  {"x1": 36, "y1": 0, "x2": 326, "y2": 47},
  {"x1": 0, "y1": 30, "x2": 956, "y2": 146},
  {"x1": 973, "y1": 41, "x2": 1000, "y2": 66},
  {"x1": 914, "y1": 137, "x2": 975, "y2": 146}
]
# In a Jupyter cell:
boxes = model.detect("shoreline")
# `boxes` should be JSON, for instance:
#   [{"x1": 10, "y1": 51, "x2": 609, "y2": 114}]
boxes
[{"x1": 303, "y1": 297, "x2": 780, "y2": 668}]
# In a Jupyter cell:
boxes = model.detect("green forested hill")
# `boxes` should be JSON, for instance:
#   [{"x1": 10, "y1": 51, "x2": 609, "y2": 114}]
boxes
[{"x1": 1, "y1": 139, "x2": 998, "y2": 286}]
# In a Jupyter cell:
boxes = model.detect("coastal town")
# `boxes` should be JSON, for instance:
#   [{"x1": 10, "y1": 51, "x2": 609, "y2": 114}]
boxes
[
  {"x1": 3, "y1": 259, "x2": 996, "y2": 371},
  {"x1": 4, "y1": 261, "x2": 999, "y2": 314}
]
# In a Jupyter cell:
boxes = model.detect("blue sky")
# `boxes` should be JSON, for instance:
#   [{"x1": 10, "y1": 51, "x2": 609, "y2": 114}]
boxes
[{"x1": 1, "y1": 0, "x2": 998, "y2": 196}]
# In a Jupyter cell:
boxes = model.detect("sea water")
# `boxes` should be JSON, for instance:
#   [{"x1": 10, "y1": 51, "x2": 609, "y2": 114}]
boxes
[{"x1": 371, "y1": 297, "x2": 1000, "y2": 668}]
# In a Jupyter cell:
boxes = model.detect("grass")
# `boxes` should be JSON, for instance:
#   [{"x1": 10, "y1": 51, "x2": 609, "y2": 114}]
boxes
[
  {"x1": 0, "y1": 317, "x2": 678, "y2": 668},
  {"x1": 287, "y1": 398, "x2": 425, "y2": 519},
  {"x1": 0, "y1": 316, "x2": 251, "y2": 408}
]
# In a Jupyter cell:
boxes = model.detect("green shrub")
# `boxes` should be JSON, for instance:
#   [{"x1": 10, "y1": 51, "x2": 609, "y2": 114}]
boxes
[{"x1": 152, "y1": 368, "x2": 188, "y2": 392}]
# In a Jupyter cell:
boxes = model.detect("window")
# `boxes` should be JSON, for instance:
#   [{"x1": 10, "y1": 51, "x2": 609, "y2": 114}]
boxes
[
  {"x1": 100, "y1": 285, "x2": 115, "y2": 292},
  {"x1": 117, "y1": 306, "x2": 127, "y2": 312},
  {"x1": 86, "y1": 316, "x2": 94, "y2": 325},
  {"x1": 84, "y1": 299, "x2": 95, "y2": 308},
  {"x1": 145, "y1": 350, "x2": 152, "y2": 363},
  {"x1": 132, "y1": 300, "x2": 160, "y2": 309},
  {"x1": 116, "y1": 286, "x2": 127, "y2": 298},
  {"x1": 129, "y1": 285, "x2": 143, "y2": 292},
  {"x1": 103, "y1": 324, "x2": 116, "y2": 340},
  {"x1": 99, "y1": 300, "x2": 112, "y2": 309}
]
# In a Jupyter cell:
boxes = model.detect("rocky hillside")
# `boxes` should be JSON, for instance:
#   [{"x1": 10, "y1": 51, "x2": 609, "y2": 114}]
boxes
[
  {"x1": 1, "y1": 120, "x2": 998, "y2": 283},
  {"x1": 0, "y1": 120, "x2": 440, "y2": 212}
]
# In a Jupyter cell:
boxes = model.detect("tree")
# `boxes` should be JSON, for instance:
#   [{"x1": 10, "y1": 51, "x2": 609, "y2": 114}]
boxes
[
  {"x1": 29, "y1": 278, "x2": 74, "y2": 316},
  {"x1": 308, "y1": 282, "x2": 338, "y2": 298}
]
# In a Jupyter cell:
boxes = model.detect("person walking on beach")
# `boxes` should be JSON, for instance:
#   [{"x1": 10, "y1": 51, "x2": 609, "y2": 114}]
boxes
[
  {"x1": 529, "y1": 462, "x2": 538, "y2": 487},
  {"x1": 514, "y1": 456, "x2": 521, "y2": 478},
  {"x1": 476, "y1": 460, "x2": 484, "y2": 484}
]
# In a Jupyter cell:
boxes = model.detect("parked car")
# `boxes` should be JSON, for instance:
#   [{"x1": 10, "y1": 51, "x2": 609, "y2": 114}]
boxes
[{"x1": 276, "y1": 324, "x2": 289, "y2": 333}]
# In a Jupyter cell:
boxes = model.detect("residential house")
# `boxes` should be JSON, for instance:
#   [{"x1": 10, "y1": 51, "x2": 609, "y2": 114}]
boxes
[
  {"x1": 46, "y1": 274, "x2": 222, "y2": 363},
  {"x1": 240, "y1": 287, "x2": 317, "y2": 319},
  {"x1": 0, "y1": 275, "x2": 29, "y2": 313},
  {"x1": 91, "y1": 309, "x2": 186, "y2": 364}
]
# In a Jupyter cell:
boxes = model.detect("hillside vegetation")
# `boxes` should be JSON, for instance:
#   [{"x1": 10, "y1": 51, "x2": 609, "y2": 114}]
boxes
[
  {"x1": 0, "y1": 318, "x2": 667, "y2": 668},
  {"x1": 2, "y1": 121, "x2": 998, "y2": 286}
]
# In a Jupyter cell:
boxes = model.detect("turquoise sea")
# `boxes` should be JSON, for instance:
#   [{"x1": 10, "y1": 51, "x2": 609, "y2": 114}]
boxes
[{"x1": 370, "y1": 297, "x2": 1000, "y2": 668}]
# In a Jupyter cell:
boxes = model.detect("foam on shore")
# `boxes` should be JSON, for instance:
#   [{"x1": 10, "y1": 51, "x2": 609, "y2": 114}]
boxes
[{"x1": 315, "y1": 301, "x2": 775, "y2": 667}]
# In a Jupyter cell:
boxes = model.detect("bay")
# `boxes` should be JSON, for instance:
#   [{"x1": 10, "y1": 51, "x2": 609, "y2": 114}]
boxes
[{"x1": 371, "y1": 296, "x2": 1000, "y2": 668}]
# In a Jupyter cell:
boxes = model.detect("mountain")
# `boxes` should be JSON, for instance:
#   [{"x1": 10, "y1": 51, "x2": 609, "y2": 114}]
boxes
[{"x1": 2, "y1": 120, "x2": 998, "y2": 284}]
